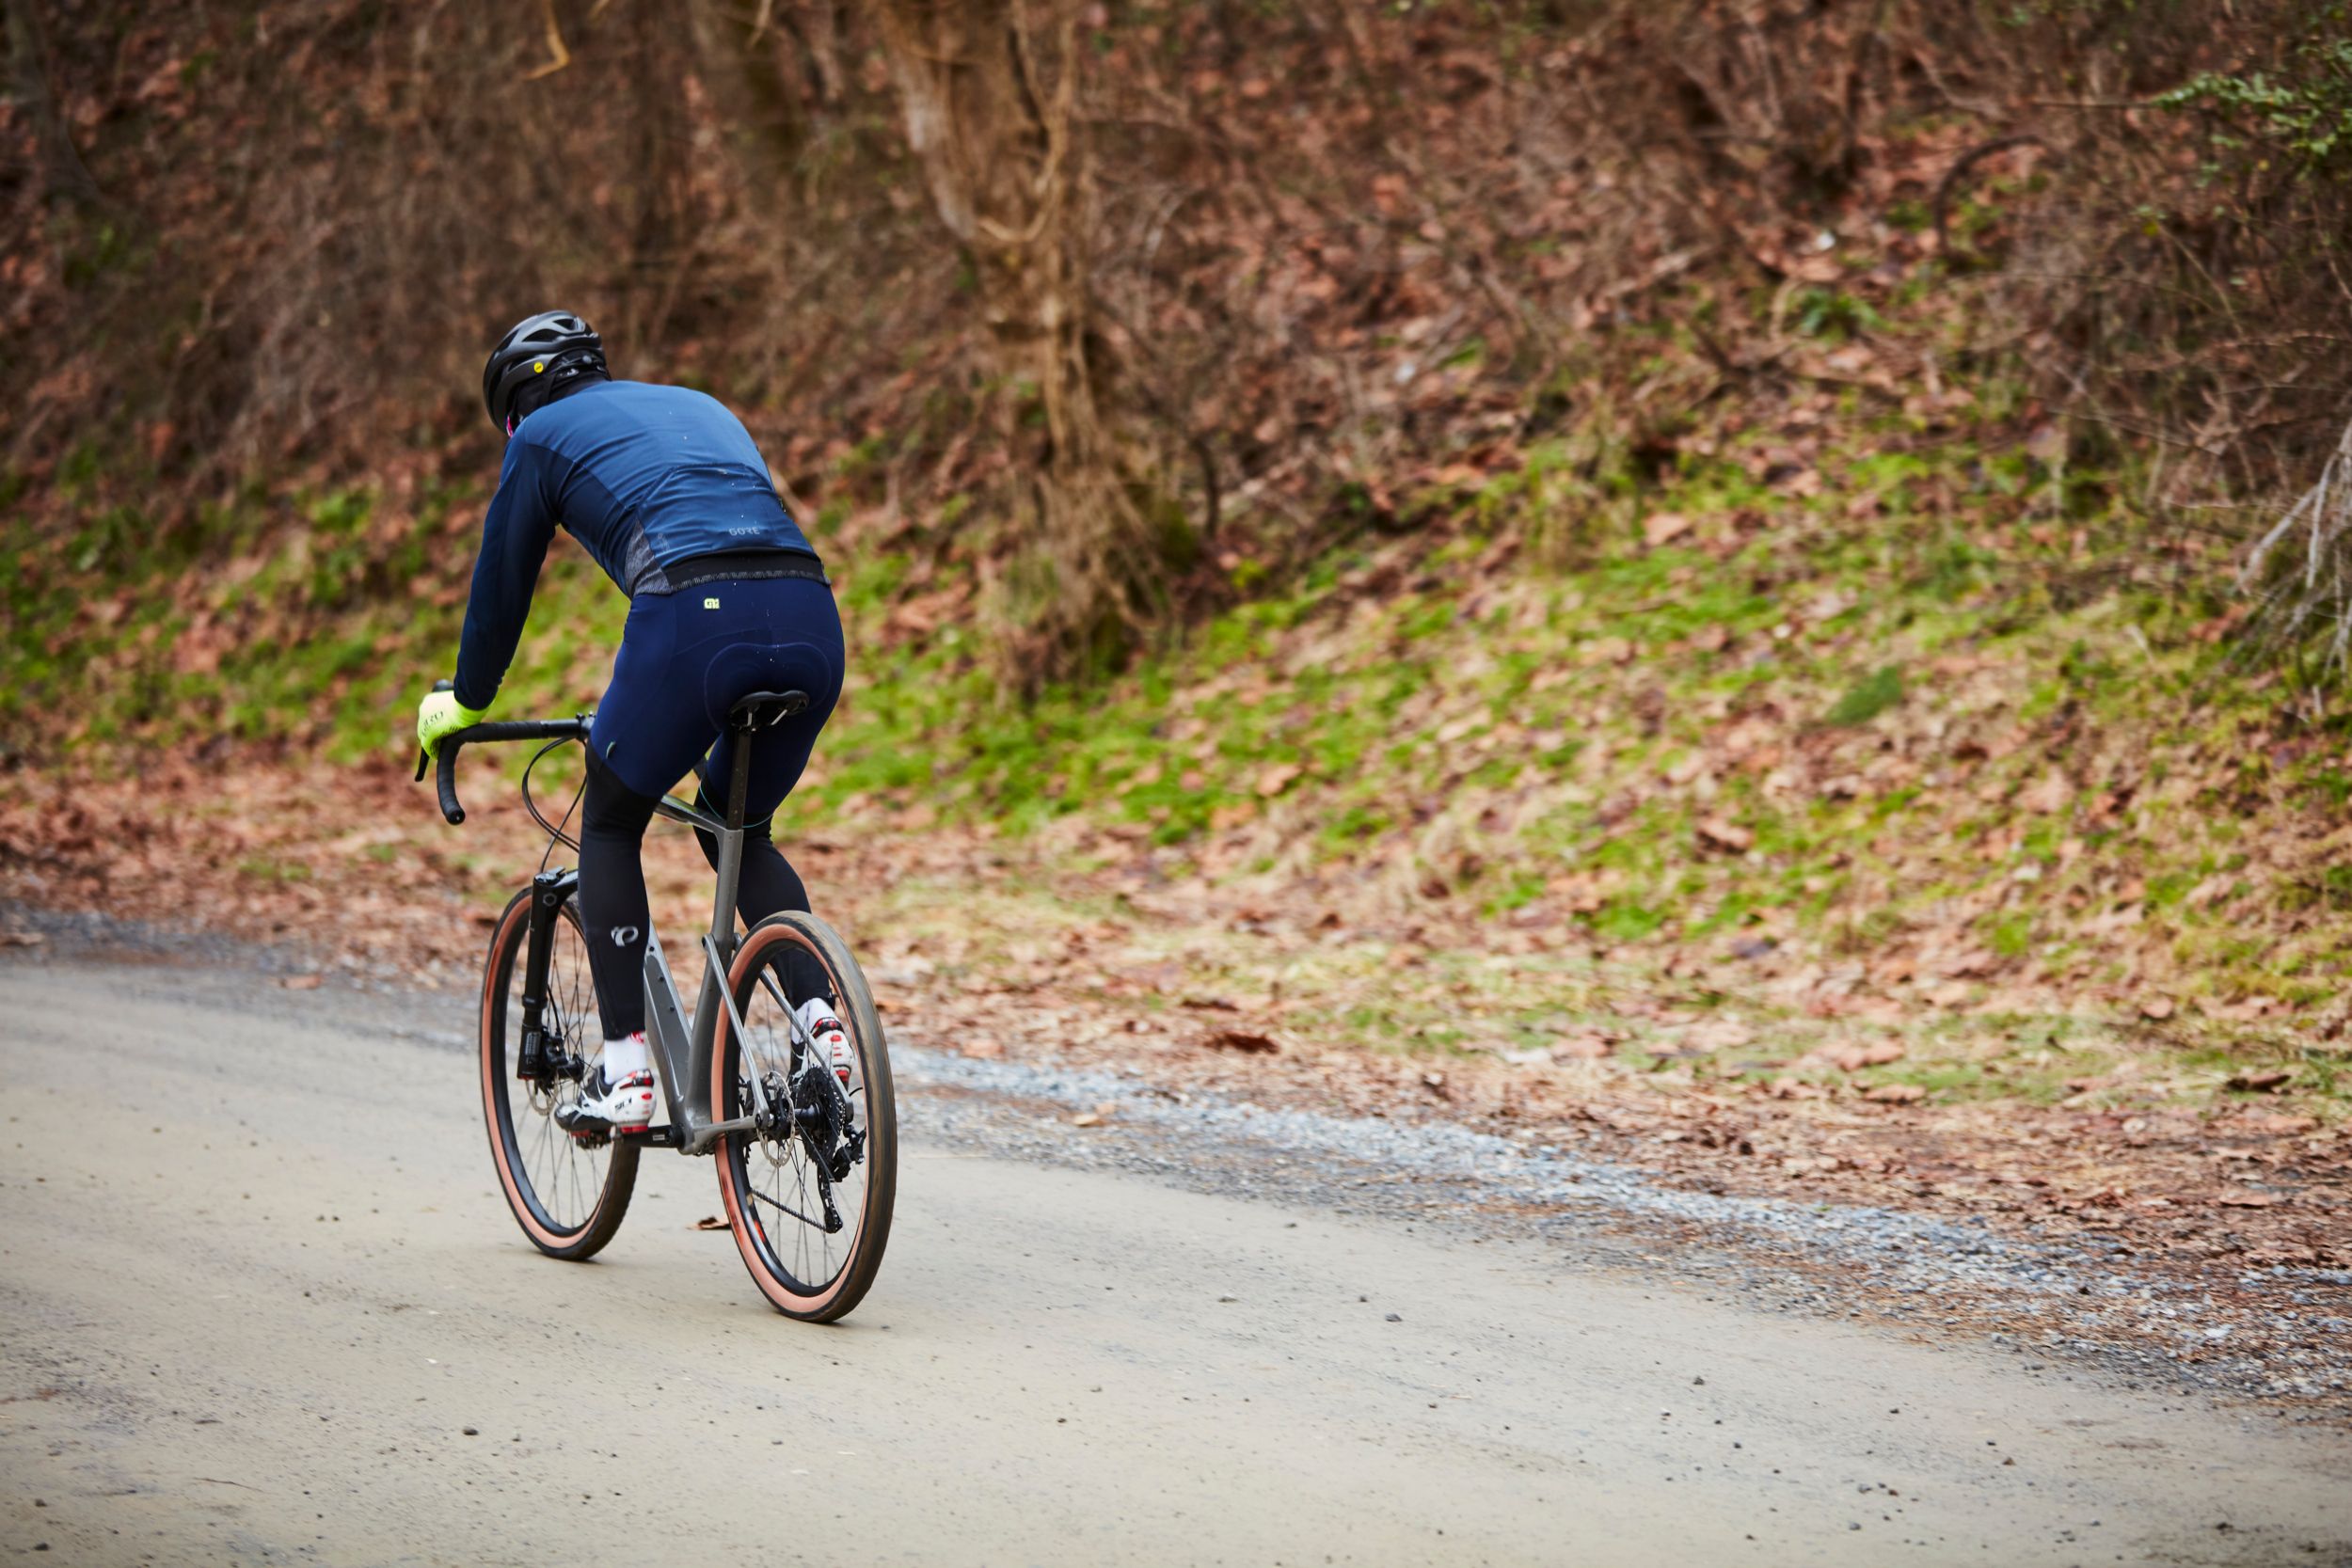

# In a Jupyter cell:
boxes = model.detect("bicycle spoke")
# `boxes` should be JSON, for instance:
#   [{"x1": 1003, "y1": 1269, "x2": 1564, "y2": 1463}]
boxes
[
  {"x1": 704, "y1": 915, "x2": 892, "y2": 1320},
  {"x1": 488, "y1": 900, "x2": 623, "y2": 1243},
  {"x1": 749, "y1": 1185, "x2": 833, "y2": 1232},
  {"x1": 727, "y1": 940, "x2": 871, "y2": 1286}
]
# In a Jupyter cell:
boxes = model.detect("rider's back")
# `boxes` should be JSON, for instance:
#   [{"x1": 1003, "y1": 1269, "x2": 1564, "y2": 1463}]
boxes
[
  {"x1": 453, "y1": 378, "x2": 822, "y2": 714},
  {"x1": 509, "y1": 379, "x2": 818, "y2": 592}
]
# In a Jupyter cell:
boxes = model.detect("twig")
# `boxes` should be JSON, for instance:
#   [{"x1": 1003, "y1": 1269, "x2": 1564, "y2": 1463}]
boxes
[
  {"x1": 2242, "y1": 417, "x2": 2352, "y2": 675},
  {"x1": 1932, "y1": 135, "x2": 2050, "y2": 255},
  {"x1": 524, "y1": 0, "x2": 572, "y2": 81}
]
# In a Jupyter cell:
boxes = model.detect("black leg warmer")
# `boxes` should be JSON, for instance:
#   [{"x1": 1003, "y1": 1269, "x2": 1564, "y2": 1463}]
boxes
[{"x1": 577, "y1": 752, "x2": 659, "y2": 1038}]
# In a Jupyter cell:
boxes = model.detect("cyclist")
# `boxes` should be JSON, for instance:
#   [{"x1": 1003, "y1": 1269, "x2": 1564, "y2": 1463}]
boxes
[{"x1": 417, "y1": 310, "x2": 850, "y2": 1136}]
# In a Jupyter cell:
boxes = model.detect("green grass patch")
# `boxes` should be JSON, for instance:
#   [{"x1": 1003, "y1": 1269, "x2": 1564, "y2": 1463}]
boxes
[{"x1": 1825, "y1": 665, "x2": 1904, "y2": 725}]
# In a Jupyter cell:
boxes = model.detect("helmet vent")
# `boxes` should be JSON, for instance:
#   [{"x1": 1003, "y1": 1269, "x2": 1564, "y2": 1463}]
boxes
[{"x1": 482, "y1": 309, "x2": 605, "y2": 432}]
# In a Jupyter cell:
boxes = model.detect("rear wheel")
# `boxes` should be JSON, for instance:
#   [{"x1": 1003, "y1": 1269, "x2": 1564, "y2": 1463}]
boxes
[
  {"x1": 713, "y1": 911, "x2": 896, "y2": 1321},
  {"x1": 480, "y1": 885, "x2": 639, "y2": 1259}
]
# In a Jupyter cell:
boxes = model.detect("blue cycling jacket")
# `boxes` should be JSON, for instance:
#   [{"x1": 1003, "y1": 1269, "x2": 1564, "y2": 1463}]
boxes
[{"x1": 453, "y1": 379, "x2": 818, "y2": 709}]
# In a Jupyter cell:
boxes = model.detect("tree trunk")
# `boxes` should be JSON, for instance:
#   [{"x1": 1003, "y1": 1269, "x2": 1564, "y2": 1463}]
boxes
[
  {"x1": 5, "y1": 0, "x2": 103, "y2": 209},
  {"x1": 870, "y1": 0, "x2": 1165, "y2": 678}
]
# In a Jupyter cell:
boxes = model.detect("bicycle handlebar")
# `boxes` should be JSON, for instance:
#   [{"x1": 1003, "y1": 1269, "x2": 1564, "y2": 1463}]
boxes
[{"x1": 413, "y1": 718, "x2": 593, "y2": 825}]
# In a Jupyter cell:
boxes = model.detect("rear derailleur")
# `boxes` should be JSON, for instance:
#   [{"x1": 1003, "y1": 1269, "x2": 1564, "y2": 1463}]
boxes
[{"x1": 743, "y1": 1061, "x2": 862, "y2": 1232}]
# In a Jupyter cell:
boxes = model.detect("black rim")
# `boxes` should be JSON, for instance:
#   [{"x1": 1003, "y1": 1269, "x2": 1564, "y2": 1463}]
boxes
[
  {"x1": 723, "y1": 940, "x2": 872, "y2": 1295},
  {"x1": 489, "y1": 904, "x2": 613, "y2": 1240}
]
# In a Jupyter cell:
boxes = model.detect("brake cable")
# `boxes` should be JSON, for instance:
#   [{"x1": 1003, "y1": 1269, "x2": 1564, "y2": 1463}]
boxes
[{"x1": 525, "y1": 736, "x2": 586, "y2": 866}]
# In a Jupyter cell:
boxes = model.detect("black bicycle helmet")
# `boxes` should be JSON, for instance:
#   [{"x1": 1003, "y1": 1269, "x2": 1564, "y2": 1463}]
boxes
[{"x1": 482, "y1": 310, "x2": 608, "y2": 433}]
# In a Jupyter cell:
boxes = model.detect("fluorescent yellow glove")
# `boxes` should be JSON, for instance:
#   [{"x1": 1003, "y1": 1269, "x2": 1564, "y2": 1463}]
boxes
[{"x1": 416, "y1": 688, "x2": 487, "y2": 760}]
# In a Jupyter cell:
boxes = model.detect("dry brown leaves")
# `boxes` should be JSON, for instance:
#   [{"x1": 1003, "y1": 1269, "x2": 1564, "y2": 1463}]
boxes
[{"x1": 4, "y1": 756, "x2": 2345, "y2": 1303}]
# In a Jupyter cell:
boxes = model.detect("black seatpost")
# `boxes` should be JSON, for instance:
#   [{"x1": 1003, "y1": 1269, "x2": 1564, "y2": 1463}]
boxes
[{"x1": 725, "y1": 722, "x2": 756, "y2": 832}]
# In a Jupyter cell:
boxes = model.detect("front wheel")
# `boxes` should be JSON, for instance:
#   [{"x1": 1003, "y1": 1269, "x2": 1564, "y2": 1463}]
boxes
[
  {"x1": 480, "y1": 884, "x2": 639, "y2": 1259},
  {"x1": 713, "y1": 911, "x2": 897, "y2": 1322}
]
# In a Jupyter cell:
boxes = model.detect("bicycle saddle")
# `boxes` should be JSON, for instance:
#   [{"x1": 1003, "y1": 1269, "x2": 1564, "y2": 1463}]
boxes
[{"x1": 728, "y1": 689, "x2": 810, "y2": 730}]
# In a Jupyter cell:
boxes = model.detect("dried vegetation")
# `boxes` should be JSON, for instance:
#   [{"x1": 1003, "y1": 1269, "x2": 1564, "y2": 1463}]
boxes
[{"x1": 6, "y1": 2, "x2": 2352, "y2": 1244}]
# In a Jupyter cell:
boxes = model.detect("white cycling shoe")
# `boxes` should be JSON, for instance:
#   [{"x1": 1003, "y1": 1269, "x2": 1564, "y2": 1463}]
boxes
[
  {"x1": 794, "y1": 998, "x2": 855, "y2": 1085},
  {"x1": 556, "y1": 1065, "x2": 657, "y2": 1136}
]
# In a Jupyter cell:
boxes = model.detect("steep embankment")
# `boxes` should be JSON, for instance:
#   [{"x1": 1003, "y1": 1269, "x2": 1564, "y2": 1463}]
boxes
[{"x1": 4, "y1": 2, "x2": 2347, "y2": 1263}]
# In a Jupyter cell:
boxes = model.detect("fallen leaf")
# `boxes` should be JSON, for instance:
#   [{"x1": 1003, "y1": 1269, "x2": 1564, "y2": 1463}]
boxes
[
  {"x1": 1825, "y1": 1040, "x2": 1906, "y2": 1071},
  {"x1": 2214, "y1": 1191, "x2": 2284, "y2": 1208},
  {"x1": 1664, "y1": 753, "x2": 1708, "y2": 786},
  {"x1": 1209, "y1": 800, "x2": 1260, "y2": 832},
  {"x1": 280, "y1": 974, "x2": 323, "y2": 990},
  {"x1": 691, "y1": 1215, "x2": 729, "y2": 1230},
  {"x1": 1644, "y1": 512, "x2": 1694, "y2": 547},
  {"x1": 2018, "y1": 772, "x2": 2073, "y2": 815},
  {"x1": 1551, "y1": 1034, "x2": 1613, "y2": 1061},
  {"x1": 1255, "y1": 763, "x2": 1303, "y2": 798},
  {"x1": 1864, "y1": 1083, "x2": 1927, "y2": 1104},
  {"x1": 2138, "y1": 995, "x2": 2176, "y2": 1022},
  {"x1": 2226, "y1": 1069, "x2": 2293, "y2": 1093},
  {"x1": 1204, "y1": 1028, "x2": 1277, "y2": 1053},
  {"x1": 1696, "y1": 816, "x2": 1755, "y2": 852},
  {"x1": 1684, "y1": 1020, "x2": 1755, "y2": 1052},
  {"x1": 1582, "y1": 635, "x2": 1638, "y2": 665},
  {"x1": 1071, "y1": 1112, "x2": 1105, "y2": 1128}
]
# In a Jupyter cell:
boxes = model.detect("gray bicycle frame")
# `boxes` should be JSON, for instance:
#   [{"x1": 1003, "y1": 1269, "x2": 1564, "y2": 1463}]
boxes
[{"x1": 636, "y1": 727, "x2": 804, "y2": 1157}]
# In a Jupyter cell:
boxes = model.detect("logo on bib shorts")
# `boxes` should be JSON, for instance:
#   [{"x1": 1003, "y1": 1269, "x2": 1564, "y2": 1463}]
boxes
[{"x1": 703, "y1": 596, "x2": 720, "y2": 610}]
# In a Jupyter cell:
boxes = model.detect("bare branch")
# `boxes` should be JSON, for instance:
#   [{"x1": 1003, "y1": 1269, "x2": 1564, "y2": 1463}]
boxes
[
  {"x1": 523, "y1": 0, "x2": 573, "y2": 81},
  {"x1": 2243, "y1": 417, "x2": 2352, "y2": 676}
]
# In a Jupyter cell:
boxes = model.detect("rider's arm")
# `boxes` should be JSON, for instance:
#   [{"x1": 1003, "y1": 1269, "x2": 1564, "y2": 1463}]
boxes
[{"x1": 453, "y1": 436, "x2": 567, "y2": 712}]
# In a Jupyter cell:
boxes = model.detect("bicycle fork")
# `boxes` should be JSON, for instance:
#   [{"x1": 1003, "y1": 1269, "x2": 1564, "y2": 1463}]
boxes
[{"x1": 516, "y1": 868, "x2": 579, "y2": 1085}]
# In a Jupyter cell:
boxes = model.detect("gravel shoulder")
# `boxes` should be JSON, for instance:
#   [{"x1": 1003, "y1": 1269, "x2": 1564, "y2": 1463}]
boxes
[
  {"x1": 1, "y1": 937, "x2": 2349, "y2": 1565},
  {"x1": 898, "y1": 1040, "x2": 2352, "y2": 1415}
]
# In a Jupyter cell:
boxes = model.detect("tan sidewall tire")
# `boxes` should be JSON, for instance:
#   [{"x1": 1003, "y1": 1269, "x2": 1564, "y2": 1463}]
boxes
[
  {"x1": 713, "y1": 912, "x2": 897, "y2": 1321},
  {"x1": 480, "y1": 889, "x2": 638, "y2": 1259}
]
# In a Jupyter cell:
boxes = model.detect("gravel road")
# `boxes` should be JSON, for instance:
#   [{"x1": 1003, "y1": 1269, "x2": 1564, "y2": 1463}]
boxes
[{"x1": 2, "y1": 951, "x2": 2348, "y2": 1566}]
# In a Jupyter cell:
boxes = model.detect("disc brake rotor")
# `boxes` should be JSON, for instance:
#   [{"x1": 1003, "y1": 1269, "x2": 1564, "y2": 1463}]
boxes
[{"x1": 755, "y1": 1069, "x2": 796, "y2": 1168}]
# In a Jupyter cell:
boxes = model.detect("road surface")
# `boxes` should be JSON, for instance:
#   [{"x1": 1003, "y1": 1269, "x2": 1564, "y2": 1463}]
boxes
[{"x1": 1, "y1": 955, "x2": 2346, "y2": 1565}]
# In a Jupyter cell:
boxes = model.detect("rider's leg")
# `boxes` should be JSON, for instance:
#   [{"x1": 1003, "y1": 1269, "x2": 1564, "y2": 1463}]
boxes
[
  {"x1": 694, "y1": 705, "x2": 834, "y2": 1005},
  {"x1": 583, "y1": 569, "x2": 845, "y2": 1010},
  {"x1": 688, "y1": 574, "x2": 845, "y2": 1005},
  {"x1": 578, "y1": 751, "x2": 659, "y2": 1040},
  {"x1": 565, "y1": 752, "x2": 660, "y2": 1130},
  {"x1": 695, "y1": 712, "x2": 851, "y2": 1078}
]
